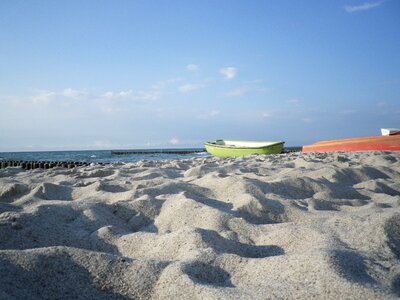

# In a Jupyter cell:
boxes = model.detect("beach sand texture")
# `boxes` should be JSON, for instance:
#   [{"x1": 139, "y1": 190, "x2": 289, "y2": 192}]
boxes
[{"x1": 1, "y1": 151, "x2": 400, "y2": 299}]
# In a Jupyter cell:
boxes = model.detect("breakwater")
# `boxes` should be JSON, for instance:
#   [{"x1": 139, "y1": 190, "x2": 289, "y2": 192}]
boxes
[
  {"x1": 0, "y1": 160, "x2": 102, "y2": 170},
  {"x1": 0, "y1": 149, "x2": 207, "y2": 165},
  {"x1": 111, "y1": 149, "x2": 206, "y2": 155},
  {"x1": 283, "y1": 147, "x2": 302, "y2": 153}
]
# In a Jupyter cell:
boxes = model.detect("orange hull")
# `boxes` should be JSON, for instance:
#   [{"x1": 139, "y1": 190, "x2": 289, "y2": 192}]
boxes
[{"x1": 302, "y1": 135, "x2": 400, "y2": 153}]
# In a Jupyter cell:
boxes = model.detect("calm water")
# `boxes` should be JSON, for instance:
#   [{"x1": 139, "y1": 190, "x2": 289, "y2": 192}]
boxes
[{"x1": 0, "y1": 149, "x2": 209, "y2": 164}]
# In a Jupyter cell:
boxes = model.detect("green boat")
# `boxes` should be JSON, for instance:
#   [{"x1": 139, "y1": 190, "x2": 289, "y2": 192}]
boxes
[{"x1": 204, "y1": 140, "x2": 285, "y2": 157}]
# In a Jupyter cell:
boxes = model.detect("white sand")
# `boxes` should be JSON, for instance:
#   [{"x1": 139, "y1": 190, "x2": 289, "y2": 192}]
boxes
[{"x1": 0, "y1": 151, "x2": 400, "y2": 299}]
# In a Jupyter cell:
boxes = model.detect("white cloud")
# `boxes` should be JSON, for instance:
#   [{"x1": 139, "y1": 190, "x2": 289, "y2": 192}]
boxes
[
  {"x1": 31, "y1": 88, "x2": 86, "y2": 104},
  {"x1": 31, "y1": 90, "x2": 56, "y2": 104},
  {"x1": 220, "y1": 67, "x2": 237, "y2": 80},
  {"x1": 93, "y1": 140, "x2": 113, "y2": 149},
  {"x1": 178, "y1": 83, "x2": 204, "y2": 93},
  {"x1": 344, "y1": 1, "x2": 384, "y2": 12},
  {"x1": 101, "y1": 90, "x2": 161, "y2": 102},
  {"x1": 27, "y1": 87, "x2": 161, "y2": 115},
  {"x1": 97, "y1": 90, "x2": 161, "y2": 114},
  {"x1": 225, "y1": 87, "x2": 248, "y2": 97},
  {"x1": 134, "y1": 91, "x2": 161, "y2": 101},
  {"x1": 287, "y1": 98, "x2": 300, "y2": 104},
  {"x1": 152, "y1": 78, "x2": 183, "y2": 90},
  {"x1": 102, "y1": 90, "x2": 132, "y2": 99},
  {"x1": 145, "y1": 141, "x2": 162, "y2": 148},
  {"x1": 169, "y1": 137, "x2": 179, "y2": 145},
  {"x1": 0, "y1": 95, "x2": 19, "y2": 105},
  {"x1": 198, "y1": 110, "x2": 220, "y2": 119},
  {"x1": 187, "y1": 64, "x2": 199, "y2": 71},
  {"x1": 33, "y1": 88, "x2": 160, "y2": 115},
  {"x1": 62, "y1": 88, "x2": 84, "y2": 98},
  {"x1": 119, "y1": 90, "x2": 132, "y2": 97},
  {"x1": 224, "y1": 85, "x2": 270, "y2": 97},
  {"x1": 262, "y1": 112, "x2": 271, "y2": 118},
  {"x1": 98, "y1": 104, "x2": 125, "y2": 114},
  {"x1": 209, "y1": 110, "x2": 220, "y2": 117},
  {"x1": 103, "y1": 91, "x2": 114, "y2": 99}
]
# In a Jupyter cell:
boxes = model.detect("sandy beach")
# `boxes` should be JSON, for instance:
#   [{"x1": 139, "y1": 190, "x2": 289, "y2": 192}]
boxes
[{"x1": 1, "y1": 151, "x2": 400, "y2": 299}]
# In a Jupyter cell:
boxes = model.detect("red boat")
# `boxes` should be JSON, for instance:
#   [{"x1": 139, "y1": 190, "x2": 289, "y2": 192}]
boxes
[{"x1": 302, "y1": 135, "x2": 400, "y2": 153}]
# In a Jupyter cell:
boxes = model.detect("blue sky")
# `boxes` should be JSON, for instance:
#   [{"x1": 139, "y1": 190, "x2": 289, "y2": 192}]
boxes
[{"x1": 0, "y1": 0, "x2": 399, "y2": 151}]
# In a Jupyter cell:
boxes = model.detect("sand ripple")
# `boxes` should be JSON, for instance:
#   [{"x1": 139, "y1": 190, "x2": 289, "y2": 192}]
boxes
[{"x1": 1, "y1": 151, "x2": 400, "y2": 299}]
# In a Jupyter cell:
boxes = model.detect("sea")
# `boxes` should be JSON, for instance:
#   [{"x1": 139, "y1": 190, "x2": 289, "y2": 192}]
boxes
[{"x1": 0, "y1": 149, "x2": 209, "y2": 164}]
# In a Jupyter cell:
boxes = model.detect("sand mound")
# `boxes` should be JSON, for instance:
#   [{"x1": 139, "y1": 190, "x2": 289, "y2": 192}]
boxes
[
  {"x1": 0, "y1": 246, "x2": 167, "y2": 299},
  {"x1": 1, "y1": 151, "x2": 400, "y2": 299}
]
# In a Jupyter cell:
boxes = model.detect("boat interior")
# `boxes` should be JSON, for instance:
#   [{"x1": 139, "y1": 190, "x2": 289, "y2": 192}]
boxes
[{"x1": 212, "y1": 140, "x2": 283, "y2": 148}]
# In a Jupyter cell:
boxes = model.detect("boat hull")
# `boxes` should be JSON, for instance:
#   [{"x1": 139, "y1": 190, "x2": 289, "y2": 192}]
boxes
[
  {"x1": 204, "y1": 141, "x2": 284, "y2": 157},
  {"x1": 302, "y1": 135, "x2": 400, "y2": 153},
  {"x1": 381, "y1": 128, "x2": 400, "y2": 136}
]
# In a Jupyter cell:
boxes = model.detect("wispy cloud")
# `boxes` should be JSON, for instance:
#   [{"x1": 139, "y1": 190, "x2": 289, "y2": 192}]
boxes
[
  {"x1": 134, "y1": 91, "x2": 162, "y2": 101},
  {"x1": 197, "y1": 110, "x2": 220, "y2": 119},
  {"x1": 31, "y1": 88, "x2": 88, "y2": 104},
  {"x1": 339, "y1": 109, "x2": 357, "y2": 115},
  {"x1": 224, "y1": 85, "x2": 270, "y2": 97},
  {"x1": 219, "y1": 67, "x2": 237, "y2": 80},
  {"x1": 27, "y1": 87, "x2": 161, "y2": 116},
  {"x1": 379, "y1": 79, "x2": 400, "y2": 85},
  {"x1": 344, "y1": 1, "x2": 384, "y2": 12},
  {"x1": 62, "y1": 88, "x2": 85, "y2": 99},
  {"x1": 186, "y1": 64, "x2": 199, "y2": 71},
  {"x1": 152, "y1": 78, "x2": 183, "y2": 90},
  {"x1": 262, "y1": 112, "x2": 272, "y2": 118},
  {"x1": 302, "y1": 118, "x2": 313, "y2": 123},
  {"x1": 169, "y1": 137, "x2": 179, "y2": 145},
  {"x1": 99, "y1": 90, "x2": 161, "y2": 114},
  {"x1": 287, "y1": 98, "x2": 300, "y2": 105},
  {"x1": 178, "y1": 83, "x2": 204, "y2": 93},
  {"x1": 377, "y1": 101, "x2": 386, "y2": 107},
  {"x1": 31, "y1": 90, "x2": 56, "y2": 104},
  {"x1": 102, "y1": 90, "x2": 132, "y2": 99},
  {"x1": 93, "y1": 140, "x2": 114, "y2": 149},
  {"x1": 225, "y1": 87, "x2": 248, "y2": 97}
]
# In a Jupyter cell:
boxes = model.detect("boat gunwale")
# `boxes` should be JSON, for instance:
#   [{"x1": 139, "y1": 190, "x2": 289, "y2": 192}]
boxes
[
  {"x1": 302, "y1": 135, "x2": 400, "y2": 153},
  {"x1": 204, "y1": 140, "x2": 284, "y2": 150},
  {"x1": 312, "y1": 135, "x2": 400, "y2": 145}
]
